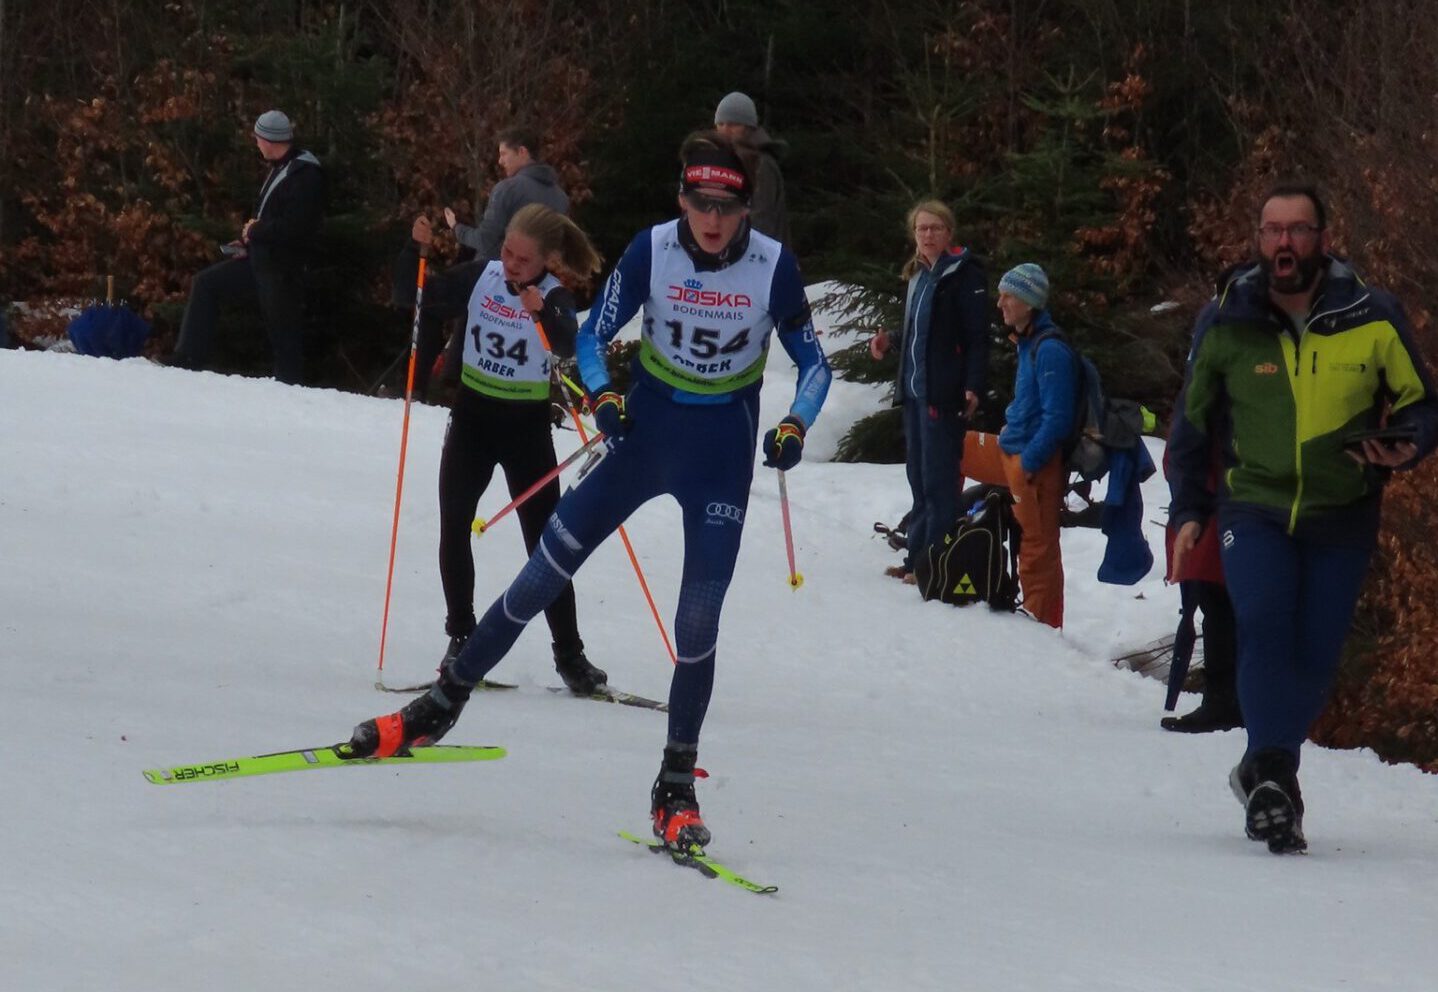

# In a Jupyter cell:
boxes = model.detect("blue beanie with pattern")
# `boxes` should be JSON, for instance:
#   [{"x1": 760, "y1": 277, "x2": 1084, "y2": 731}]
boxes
[{"x1": 998, "y1": 263, "x2": 1050, "y2": 310}]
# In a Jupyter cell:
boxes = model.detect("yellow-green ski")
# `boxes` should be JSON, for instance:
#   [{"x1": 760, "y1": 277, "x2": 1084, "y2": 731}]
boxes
[
  {"x1": 619, "y1": 830, "x2": 778, "y2": 894},
  {"x1": 143, "y1": 743, "x2": 506, "y2": 784}
]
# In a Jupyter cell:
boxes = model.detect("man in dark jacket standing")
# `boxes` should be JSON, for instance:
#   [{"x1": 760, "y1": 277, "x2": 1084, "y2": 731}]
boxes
[
  {"x1": 171, "y1": 110, "x2": 323, "y2": 384},
  {"x1": 713, "y1": 92, "x2": 789, "y2": 244},
  {"x1": 871, "y1": 200, "x2": 989, "y2": 582}
]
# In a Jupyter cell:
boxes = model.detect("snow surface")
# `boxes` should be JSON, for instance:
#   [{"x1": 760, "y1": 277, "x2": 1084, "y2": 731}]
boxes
[{"x1": 5, "y1": 299, "x2": 1438, "y2": 991}]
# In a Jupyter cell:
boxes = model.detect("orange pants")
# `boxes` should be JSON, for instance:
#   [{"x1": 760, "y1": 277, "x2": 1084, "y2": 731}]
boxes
[{"x1": 961, "y1": 432, "x2": 1065, "y2": 628}]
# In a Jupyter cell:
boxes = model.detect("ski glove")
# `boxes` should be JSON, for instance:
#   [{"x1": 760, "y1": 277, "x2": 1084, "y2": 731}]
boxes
[
  {"x1": 762, "y1": 415, "x2": 806, "y2": 471},
  {"x1": 591, "y1": 389, "x2": 629, "y2": 438}
]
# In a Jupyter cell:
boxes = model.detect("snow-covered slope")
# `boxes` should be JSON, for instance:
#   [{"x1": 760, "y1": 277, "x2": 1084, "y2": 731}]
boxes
[{"x1": 3, "y1": 340, "x2": 1436, "y2": 992}]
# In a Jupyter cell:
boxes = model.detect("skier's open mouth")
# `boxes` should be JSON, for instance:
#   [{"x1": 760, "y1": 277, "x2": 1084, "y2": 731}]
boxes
[{"x1": 1273, "y1": 253, "x2": 1297, "y2": 278}]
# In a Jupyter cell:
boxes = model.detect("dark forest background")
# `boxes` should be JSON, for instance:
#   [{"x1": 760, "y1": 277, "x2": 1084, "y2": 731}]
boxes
[{"x1": 4, "y1": 0, "x2": 1438, "y2": 766}]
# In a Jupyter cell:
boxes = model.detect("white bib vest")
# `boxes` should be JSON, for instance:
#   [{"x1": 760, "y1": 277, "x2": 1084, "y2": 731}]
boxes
[
  {"x1": 637, "y1": 220, "x2": 781, "y2": 395},
  {"x1": 460, "y1": 262, "x2": 562, "y2": 401}
]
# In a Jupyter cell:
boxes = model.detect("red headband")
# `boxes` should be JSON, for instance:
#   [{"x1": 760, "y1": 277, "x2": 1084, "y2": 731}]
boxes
[{"x1": 682, "y1": 164, "x2": 747, "y2": 192}]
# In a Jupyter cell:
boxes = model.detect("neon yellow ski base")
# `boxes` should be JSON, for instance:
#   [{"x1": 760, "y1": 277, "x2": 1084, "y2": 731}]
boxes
[
  {"x1": 619, "y1": 830, "x2": 778, "y2": 894},
  {"x1": 143, "y1": 743, "x2": 506, "y2": 784}
]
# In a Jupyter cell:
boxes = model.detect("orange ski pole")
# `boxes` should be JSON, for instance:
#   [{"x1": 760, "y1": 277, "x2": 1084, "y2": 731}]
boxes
[
  {"x1": 375, "y1": 254, "x2": 427, "y2": 687},
  {"x1": 533, "y1": 317, "x2": 677, "y2": 665}
]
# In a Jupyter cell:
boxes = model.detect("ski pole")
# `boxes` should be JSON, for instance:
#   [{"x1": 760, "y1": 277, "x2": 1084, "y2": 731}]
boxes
[
  {"x1": 471, "y1": 432, "x2": 606, "y2": 535},
  {"x1": 533, "y1": 317, "x2": 677, "y2": 665},
  {"x1": 778, "y1": 469, "x2": 804, "y2": 589},
  {"x1": 376, "y1": 254, "x2": 427, "y2": 686}
]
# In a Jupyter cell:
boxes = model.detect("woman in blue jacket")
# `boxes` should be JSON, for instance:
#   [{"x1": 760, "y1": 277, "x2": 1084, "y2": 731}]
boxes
[{"x1": 870, "y1": 200, "x2": 990, "y2": 580}]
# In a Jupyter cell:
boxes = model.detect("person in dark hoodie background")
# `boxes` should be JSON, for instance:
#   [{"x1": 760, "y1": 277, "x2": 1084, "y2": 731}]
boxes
[
  {"x1": 959, "y1": 263, "x2": 1076, "y2": 628},
  {"x1": 870, "y1": 200, "x2": 989, "y2": 583},
  {"x1": 713, "y1": 92, "x2": 789, "y2": 244},
  {"x1": 170, "y1": 110, "x2": 324, "y2": 384},
  {"x1": 412, "y1": 127, "x2": 571, "y2": 400},
  {"x1": 1169, "y1": 184, "x2": 1438, "y2": 854},
  {"x1": 443, "y1": 126, "x2": 569, "y2": 259}
]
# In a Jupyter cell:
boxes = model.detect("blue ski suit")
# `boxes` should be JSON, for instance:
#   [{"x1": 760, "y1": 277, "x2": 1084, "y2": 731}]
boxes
[{"x1": 449, "y1": 218, "x2": 830, "y2": 744}]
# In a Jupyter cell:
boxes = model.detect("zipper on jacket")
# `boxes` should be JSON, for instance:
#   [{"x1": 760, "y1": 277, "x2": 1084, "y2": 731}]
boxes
[
  {"x1": 1281, "y1": 330, "x2": 1304, "y2": 533},
  {"x1": 906, "y1": 278, "x2": 932, "y2": 399}
]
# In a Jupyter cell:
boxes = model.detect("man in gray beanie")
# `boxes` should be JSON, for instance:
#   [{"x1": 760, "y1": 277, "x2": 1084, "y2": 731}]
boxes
[
  {"x1": 713, "y1": 91, "x2": 789, "y2": 244},
  {"x1": 170, "y1": 109, "x2": 325, "y2": 384}
]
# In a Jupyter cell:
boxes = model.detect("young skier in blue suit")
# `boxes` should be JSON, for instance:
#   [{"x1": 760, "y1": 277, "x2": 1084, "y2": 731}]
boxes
[{"x1": 347, "y1": 132, "x2": 831, "y2": 850}]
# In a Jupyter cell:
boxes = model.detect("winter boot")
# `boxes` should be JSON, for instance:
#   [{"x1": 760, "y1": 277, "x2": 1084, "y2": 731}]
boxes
[
  {"x1": 347, "y1": 665, "x2": 474, "y2": 758},
  {"x1": 1161, "y1": 693, "x2": 1243, "y2": 733},
  {"x1": 1229, "y1": 748, "x2": 1306, "y2": 854},
  {"x1": 554, "y1": 641, "x2": 607, "y2": 695},
  {"x1": 651, "y1": 742, "x2": 711, "y2": 851}
]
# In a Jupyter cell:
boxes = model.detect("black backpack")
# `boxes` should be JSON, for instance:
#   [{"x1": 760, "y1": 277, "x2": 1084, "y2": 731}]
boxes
[
  {"x1": 1033, "y1": 329, "x2": 1145, "y2": 483},
  {"x1": 913, "y1": 491, "x2": 1022, "y2": 611}
]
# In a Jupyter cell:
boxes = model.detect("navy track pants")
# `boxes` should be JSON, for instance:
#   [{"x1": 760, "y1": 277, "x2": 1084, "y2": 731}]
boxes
[
  {"x1": 451, "y1": 383, "x2": 761, "y2": 744},
  {"x1": 1219, "y1": 511, "x2": 1374, "y2": 762}
]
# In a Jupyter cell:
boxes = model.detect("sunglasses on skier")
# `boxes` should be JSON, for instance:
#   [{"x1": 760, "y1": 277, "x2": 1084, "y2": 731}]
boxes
[{"x1": 682, "y1": 190, "x2": 748, "y2": 217}]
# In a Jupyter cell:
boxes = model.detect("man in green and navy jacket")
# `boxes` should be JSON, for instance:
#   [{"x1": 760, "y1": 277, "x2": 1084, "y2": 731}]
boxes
[{"x1": 1168, "y1": 184, "x2": 1438, "y2": 855}]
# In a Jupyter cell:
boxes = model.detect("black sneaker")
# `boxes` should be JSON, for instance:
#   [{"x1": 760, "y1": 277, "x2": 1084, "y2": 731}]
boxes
[
  {"x1": 1161, "y1": 696, "x2": 1243, "y2": 733},
  {"x1": 347, "y1": 668, "x2": 473, "y2": 758},
  {"x1": 651, "y1": 743, "x2": 710, "y2": 850},
  {"x1": 554, "y1": 642, "x2": 607, "y2": 695},
  {"x1": 1229, "y1": 749, "x2": 1306, "y2": 854}
]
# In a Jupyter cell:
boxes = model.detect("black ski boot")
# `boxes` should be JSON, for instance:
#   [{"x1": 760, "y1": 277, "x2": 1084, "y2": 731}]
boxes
[
  {"x1": 651, "y1": 742, "x2": 711, "y2": 850},
  {"x1": 347, "y1": 665, "x2": 474, "y2": 758},
  {"x1": 554, "y1": 641, "x2": 607, "y2": 695},
  {"x1": 1161, "y1": 693, "x2": 1243, "y2": 733},
  {"x1": 1229, "y1": 748, "x2": 1305, "y2": 854}
]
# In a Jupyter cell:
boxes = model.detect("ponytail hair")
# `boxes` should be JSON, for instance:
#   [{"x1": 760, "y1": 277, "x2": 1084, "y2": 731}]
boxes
[
  {"x1": 507, "y1": 204, "x2": 603, "y2": 287},
  {"x1": 900, "y1": 199, "x2": 956, "y2": 280}
]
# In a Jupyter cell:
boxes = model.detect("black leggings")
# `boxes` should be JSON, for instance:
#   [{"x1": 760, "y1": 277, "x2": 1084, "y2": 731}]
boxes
[
  {"x1": 1194, "y1": 579, "x2": 1237, "y2": 696},
  {"x1": 437, "y1": 388, "x2": 581, "y2": 654}
]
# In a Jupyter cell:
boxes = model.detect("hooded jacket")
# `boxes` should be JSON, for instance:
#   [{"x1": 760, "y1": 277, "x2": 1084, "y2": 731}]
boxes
[
  {"x1": 740, "y1": 127, "x2": 789, "y2": 245},
  {"x1": 245, "y1": 147, "x2": 324, "y2": 270},
  {"x1": 455, "y1": 161, "x2": 570, "y2": 260},
  {"x1": 892, "y1": 248, "x2": 990, "y2": 416},
  {"x1": 1168, "y1": 257, "x2": 1438, "y2": 538}
]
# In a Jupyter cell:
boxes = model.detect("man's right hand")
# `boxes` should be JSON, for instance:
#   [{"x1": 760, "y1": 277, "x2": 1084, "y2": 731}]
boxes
[
  {"x1": 1169, "y1": 520, "x2": 1203, "y2": 582},
  {"x1": 591, "y1": 390, "x2": 629, "y2": 439},
  {"x1": 412, "y1": 215, "x2": 434, "y2": 248},
  {"x1": 443, "y1": 206, "x2": 458, "y2": 229},
  {"x1": 869, "y1": 331, "x2": 890, "y2": 361}
]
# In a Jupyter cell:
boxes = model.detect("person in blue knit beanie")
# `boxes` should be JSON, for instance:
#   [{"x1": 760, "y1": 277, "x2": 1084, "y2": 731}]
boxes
[{"x1": 960, "y1": 261, "x2": 1077, "y2": 628}]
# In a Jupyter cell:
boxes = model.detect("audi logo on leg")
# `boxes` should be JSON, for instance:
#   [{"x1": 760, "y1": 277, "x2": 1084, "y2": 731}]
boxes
[{"x1": 706, "y1": 502, "x2": 745, "y2": 524}]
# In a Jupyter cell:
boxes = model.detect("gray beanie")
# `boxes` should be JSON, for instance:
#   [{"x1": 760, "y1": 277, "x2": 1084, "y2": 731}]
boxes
[
  {"x1": 714, "y1": 92, "x2": 758, "y2": 128},
  {"x1": 254, "y1": 110, "x2": 294, "y2": 142},
  {"x1": 998, "y1": 263, "x2": 1050, "y2": 310}
]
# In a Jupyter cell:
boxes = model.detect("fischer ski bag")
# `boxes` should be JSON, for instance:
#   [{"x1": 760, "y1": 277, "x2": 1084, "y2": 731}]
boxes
[{"x1": 913, "y1": 490, "x2": 1021, "y2": 610}]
